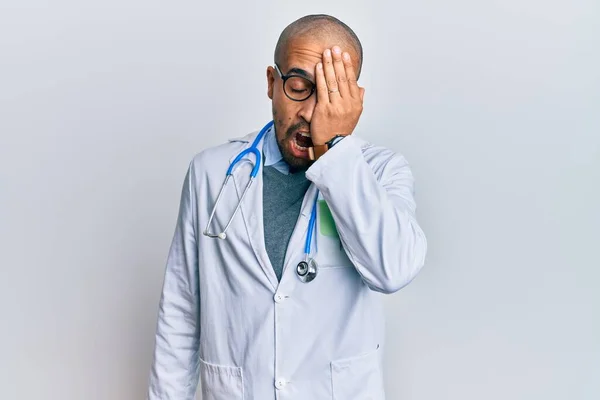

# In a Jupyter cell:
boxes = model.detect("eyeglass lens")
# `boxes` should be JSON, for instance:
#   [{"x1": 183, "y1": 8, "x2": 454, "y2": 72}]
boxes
[{"x1": 284, "y1": 76, "x2": 314, "y2": 101}]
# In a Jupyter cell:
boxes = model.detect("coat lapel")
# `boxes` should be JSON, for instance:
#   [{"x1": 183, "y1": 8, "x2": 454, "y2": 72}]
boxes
[{"x1": 229, "y1": 133, "x2": 279, "y2": 291}]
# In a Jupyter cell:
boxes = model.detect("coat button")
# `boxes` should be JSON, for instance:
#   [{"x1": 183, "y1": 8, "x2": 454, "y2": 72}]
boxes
[
  {"x1": 274, "y1": 293, "x2": 286, "y2": 303},
  {"x1": 275, "y1": 378, "x2": 287, "y2": 389}
]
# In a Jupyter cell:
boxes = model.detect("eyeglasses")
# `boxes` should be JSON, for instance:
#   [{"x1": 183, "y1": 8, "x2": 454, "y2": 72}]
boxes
[{"x1": 274, "y1": 63, "x2": 316, "y2": 102}]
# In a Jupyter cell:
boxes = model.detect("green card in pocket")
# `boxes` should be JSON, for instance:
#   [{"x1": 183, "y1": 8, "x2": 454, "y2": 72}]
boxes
[{"x1": 318, "y1": 200, "x2": 339, "y2": 238}]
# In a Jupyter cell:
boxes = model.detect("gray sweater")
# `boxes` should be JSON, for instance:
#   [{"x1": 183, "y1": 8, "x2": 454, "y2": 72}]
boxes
[{"x1": 262, "y1": 165, "x2": 311, "y2": 281}]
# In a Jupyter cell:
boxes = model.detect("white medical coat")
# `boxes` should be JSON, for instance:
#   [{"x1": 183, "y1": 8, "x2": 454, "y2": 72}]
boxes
[{"x1": 148, "y1": 130, "x2": 427, "y2": 400}]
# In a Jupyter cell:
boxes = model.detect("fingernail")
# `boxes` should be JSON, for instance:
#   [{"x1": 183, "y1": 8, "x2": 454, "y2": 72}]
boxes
[
  {"x1": 343, "y1": 52, "x2": 350, "y2": 61},
  {"x1": 325, "y1": 49, "x2": 331, "y2": 57},
  {"x1": 333, "y1": 46, "x2": 341, "y2": 54},
  {"x1": 317, "y1": 63, "x2": 323, "y2": 70}
]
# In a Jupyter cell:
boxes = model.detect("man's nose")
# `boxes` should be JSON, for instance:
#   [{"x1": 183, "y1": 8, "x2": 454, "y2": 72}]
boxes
[{"x1": 297, "y1": 97, "x2": 317, "y2": 124}]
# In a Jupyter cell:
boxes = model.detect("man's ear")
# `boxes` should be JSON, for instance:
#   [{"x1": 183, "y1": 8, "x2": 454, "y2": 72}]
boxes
[{"x1": 266, "y1": 66, "x2": 275, "y2": 99}]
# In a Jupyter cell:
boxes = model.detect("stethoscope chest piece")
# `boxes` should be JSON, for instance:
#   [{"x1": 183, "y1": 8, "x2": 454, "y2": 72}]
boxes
[{"x1": 296, "y1": 258, "x2": 318, "y2": 283}]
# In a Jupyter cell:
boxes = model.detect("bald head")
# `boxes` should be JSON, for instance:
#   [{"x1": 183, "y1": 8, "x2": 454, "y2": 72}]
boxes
[{"x1": 274, "y1": 14, "x2": 363, "y2": 78}]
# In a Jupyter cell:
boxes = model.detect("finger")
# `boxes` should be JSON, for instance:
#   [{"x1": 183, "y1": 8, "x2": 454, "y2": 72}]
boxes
[
  {"x1": 315, "y1": 62, "x2": 330, "y2": 104},
  {"x1": 360, "y1": 87, "x2": 365, "y2": 102},
  {"x1": 343, "y1": 52, "x2": 360, "y2": 99},
  {"x1": 331, "y1": 46, "x2": 350, "y2": 98},
  {"x1": 322, "y1": 48, "x2": 340, "y2": 101}
]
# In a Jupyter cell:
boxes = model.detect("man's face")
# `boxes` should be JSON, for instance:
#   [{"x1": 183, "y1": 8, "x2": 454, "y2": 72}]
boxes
[{"x1": 267, "y1": 36, "x2": 360, "y2": 172}]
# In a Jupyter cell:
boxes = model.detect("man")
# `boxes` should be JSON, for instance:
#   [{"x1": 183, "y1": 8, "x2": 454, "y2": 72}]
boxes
[{"x1": 148, "y1": 14, "x2": 427, "y2": 400}]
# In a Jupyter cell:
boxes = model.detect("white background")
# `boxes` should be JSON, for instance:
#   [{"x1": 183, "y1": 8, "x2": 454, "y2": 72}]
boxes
[{"x1": 1, "y1": 0, "x2": 598, "y2": 399}]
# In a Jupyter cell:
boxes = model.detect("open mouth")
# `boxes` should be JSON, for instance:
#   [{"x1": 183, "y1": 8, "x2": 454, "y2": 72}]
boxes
[{"x1": 292, "y1": 131, "x2": 313, "y2": 152}]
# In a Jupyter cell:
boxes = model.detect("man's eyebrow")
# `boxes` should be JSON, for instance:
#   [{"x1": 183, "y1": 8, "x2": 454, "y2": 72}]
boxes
[{"x1": 286, "y1": 67, "x2": 315, "y2": 82}]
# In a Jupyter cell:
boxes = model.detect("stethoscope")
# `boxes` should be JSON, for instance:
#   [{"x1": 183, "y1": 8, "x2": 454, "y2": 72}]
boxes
[{"x1": 203, "y1": 120, "x2": 319, "y2": 283}]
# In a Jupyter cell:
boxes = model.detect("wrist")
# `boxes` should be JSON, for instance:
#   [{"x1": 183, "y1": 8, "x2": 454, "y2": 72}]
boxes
[
  {"x1": 311, "y1": 138, "x2": 328, "y2": 146},
  {"x1": 312, "y1": 134, "x2": 343, "y2": 146},
  {"x1": 308, "y1": 135, "x2": 345, "y2": 161}
]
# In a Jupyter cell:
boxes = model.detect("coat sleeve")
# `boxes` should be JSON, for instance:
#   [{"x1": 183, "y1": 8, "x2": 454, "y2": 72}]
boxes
[
  {"x1": 148, "y1": 162, "x2": 201, "y2": 399},
  {"x1": 305, "y1": 136, "x2": 427, "y2": 294}
]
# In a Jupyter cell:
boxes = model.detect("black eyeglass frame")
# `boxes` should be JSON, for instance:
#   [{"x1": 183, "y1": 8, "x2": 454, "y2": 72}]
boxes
[{"x1": 274, "y1": 63, "x2": 316, "y2": 102}]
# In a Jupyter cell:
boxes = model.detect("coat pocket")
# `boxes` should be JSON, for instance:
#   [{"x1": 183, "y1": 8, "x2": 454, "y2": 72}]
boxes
[
  {"x1": 199, "y1": 357, "x2": 244, "y2": 400},
  {"x1": 330, "y1": 347, "x2": 385, "y2": 400}
]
